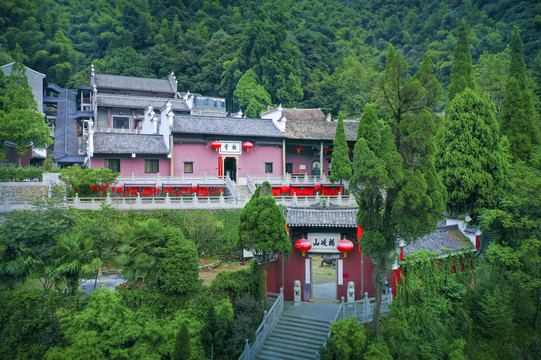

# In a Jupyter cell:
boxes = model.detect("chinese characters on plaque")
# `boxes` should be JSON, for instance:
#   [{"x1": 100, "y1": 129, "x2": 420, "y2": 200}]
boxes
[
  {"x1": 218, "y1": 141, "x2": 241, "y2": 155},
  {"x1": 307, "y1": 233, "x2": 340, "y2": 253}
]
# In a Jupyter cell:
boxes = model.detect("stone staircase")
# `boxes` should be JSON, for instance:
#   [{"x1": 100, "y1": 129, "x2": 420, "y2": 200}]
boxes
[
  {"x1": 235, "y1": 184, "x2": 252, "y2": 200},
  {"x1": 256, "y1": 313, "x2": 331, "y2": 360}
]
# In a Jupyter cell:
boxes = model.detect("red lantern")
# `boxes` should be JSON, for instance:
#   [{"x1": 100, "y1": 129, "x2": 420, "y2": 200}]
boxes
[
  {"x1": 211, "y1": 141, "x2": 222, "y2": 151},
  {"x1": 337, "y1": 239, "x2": 354, "y2": 257},
  {"x1": 323, "y1": 147, "x2": 331, "y2": 154},
  {"x1": 295, "y1": 238, "x2": 312, "y2": 257},
  {"x1": 295, "y1": 146, "x2": 303, "y2": 153},
  {"x1": 243, "y1": 141, "x2": 253, "y2": 152}
]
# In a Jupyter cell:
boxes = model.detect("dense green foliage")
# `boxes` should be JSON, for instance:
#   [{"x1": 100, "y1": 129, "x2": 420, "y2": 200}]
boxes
[
  {"x1": 0, "y1": 207, "x2": 258, "y2": 359},
  {"x1": 448, "y1": 24, "x2": 475, "y2": 102},
  {"x1": 0, "y1": 165, "x2": 45, "y2": 181},
  {"x1": 1, "y1": 0, "x2": 539, "y2": 115},
  {"x1": 351, "y1": 48, "x2": 445, "y2": 330},
  {"x1": 500, "y1": 28, "x2": 540, "y2": 162},
  {"x1": 238, "y1": 183, "x2": 291, "y2": 303},
  {"x1": 437, "y1": 88, "x2": 508, "y2": 218}
]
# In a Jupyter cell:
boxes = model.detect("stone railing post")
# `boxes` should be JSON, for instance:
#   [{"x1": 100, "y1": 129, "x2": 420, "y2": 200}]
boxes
[
  {"x1": 165, "y1": 193, "x2": 171, "y2": 208},
  {"x1": 74, "y1": 193, "x2": 80, "y2": 208},
  {"x1": 136, "y1": 193, "x2": 142, "y2": 208},
  {"x1": 106, "y1": 193, "x2": 112, "y2": 205},
  {"x1": 364, "y1": 292, "x2": 370, "y2": 317},
  {"x1": 341, "y1": 296, "x2": 345, "y2": 319},
  {"x1": 244, "y1": 339, "x2": 250, "y2": 360}
]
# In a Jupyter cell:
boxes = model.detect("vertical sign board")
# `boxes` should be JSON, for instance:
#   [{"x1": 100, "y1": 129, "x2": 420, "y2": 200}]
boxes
[
  {"x1": 305, "y1": 258, "x2": 311, "y2": 284},
  {"x1": 218, "y1": 156, "x2": 223, "y2": 177},
  {"x1": 337, "y1": 259, "x2": 343, "y2": 285}
]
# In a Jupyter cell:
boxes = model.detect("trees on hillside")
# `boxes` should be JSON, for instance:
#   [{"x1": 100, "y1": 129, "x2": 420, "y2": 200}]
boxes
[
  {"x1": 448, "y1": 24, "x2": 475, "y2": 102},
  {"x1": 0, "y1": 45, "x2": 52, "y2": 165},
  {"x1": 436, "y1": 88, "x2": 508, "y2": 218},
  {"x1": 500, "y1": 28, "x2": 540, "y2": 162},
  {"x1": 233, "y1": 68, "x2": 271, "y2": 118}
]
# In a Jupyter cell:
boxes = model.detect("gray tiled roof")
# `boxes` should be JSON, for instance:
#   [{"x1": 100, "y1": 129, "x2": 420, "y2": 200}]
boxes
[
  {"x1": 402, "y1": 225, "x2": 474, "y2": 256},
  {"x1": 172, "y1": 115, "x2": 284, "y2": 138},
  {"x1": 53, "y1": 89, "x2": 80, "y2": 160},
  {"x1": 94, "y1": 74, "x2": 175, "y2": 93},
  {"x1": 96, "y1": 94, "x2": 190, "y2": 111},
  {"x1": 287, "y1": 207, "x2": 358, "y2": 227},
  {"x1": 93, "y1": 133, "x2": 169, "y2": 155},
  {"x1": 55, "y1": 155, "x2": 86, "y2": 163},
  {"x1": 285, "y1": 118, "x2": 358, "y2": 141}
]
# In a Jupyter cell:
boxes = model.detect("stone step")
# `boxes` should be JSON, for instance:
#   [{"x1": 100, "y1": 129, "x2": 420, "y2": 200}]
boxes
[{"x1": 255, "y1": 312, "x2": 331, "y2": 360}]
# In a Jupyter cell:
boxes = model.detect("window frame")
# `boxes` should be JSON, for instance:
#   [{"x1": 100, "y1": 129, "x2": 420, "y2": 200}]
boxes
[
  {"x1": 112, "y1": 115, "x2": 130, "y2": 129},
  {"x1": 265, "y1": 162, "x2": 273, "y2": 174},
  {"x1": 105, "y1": 159, "x2": 120, "y2": 173},
  {"x1": 145, "y1": 159, "x2": 160, "y2": 174},
  {"x1": 184, "y1": 161, "x2": 194, "y2": 174}
]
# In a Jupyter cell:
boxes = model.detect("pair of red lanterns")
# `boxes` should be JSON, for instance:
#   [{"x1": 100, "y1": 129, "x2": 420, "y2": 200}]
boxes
[
  {"x1": 294, "y1": 238, "x2": 354, "y2": 257},
  {"x1": 210, "y1": 141, "x2": 254, "y2": 151}
]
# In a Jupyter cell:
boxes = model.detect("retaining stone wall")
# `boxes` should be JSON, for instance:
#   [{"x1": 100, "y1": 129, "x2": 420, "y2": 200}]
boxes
[{"x1": 0, "y1": 183, "x2": 50, "y2": 202}]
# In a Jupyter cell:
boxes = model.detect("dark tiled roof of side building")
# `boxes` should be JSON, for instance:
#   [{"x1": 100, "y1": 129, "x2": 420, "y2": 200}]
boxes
[
  {"x1": 94, "y1": 74, "x2": 176, "y2": 93},
  {"x1": 172, "y1": 115, "x2": 284, "y2": 138},
  {"x1": 96, "y1": 95, "x2": 190, "y2": 111},
  {"x1": 280, "y1": 109, "x2": 358, "y2": 141},
  {"x1": 287, "y1": 207, "x2": 358, "y2": 227},
  {"x1": 93, "y1": 133, "x2": 169, "y2": 155},
  {"x1": 402, "y1": 224, "x2": 474, "y2": 256}
]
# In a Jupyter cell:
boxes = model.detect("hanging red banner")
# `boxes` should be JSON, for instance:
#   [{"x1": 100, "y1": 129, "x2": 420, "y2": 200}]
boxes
[{"x1": 218, "y1": 156, "x2": 223, "y2": 178}]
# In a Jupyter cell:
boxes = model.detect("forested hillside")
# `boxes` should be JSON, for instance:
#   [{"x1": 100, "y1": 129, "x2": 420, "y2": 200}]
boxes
[{"x1": 1, "y1": 0, "x2": 539, "y2": 116}]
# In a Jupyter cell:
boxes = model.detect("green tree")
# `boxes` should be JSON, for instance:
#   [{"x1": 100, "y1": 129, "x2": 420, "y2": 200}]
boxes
[
  {"x1": 376, "y1": 46, "x2": 443, "y2": 127},
  {"x1": 49, "y1": 231, "x2": 96, "y2": 295},
  {"x1": 482, "y1": 152, "x2": 541, "y2": 332},
  {"x1": 156, "y1": 228, "x2": 201, "y2": 298},
  {"x1": 181, "y1": 210, "x2": 224, "y2": 257},
  {"x1": 239, "y1": 8, "x2": 303, "y2": 106},
  {"x1": 500, "y1": 28, "x2": 541, "y2": 162},
  {"x1": 329, "y1": 112, "x2": 352, "y2": 193},
  {"x1": 116, "y1": 219, "x2": 165, "y2": 288},
  {"x1": 474, "y1": 51, "x2": 508, "y2": 114},
  {"x1": 351, "y1": 99, "x2": 444, "y2": 333},
  {"x1": 448, "y1": 24, "x2": 475, "y2": 102},
  {"x1": 201, "y1": 301, "x2": 233, "y2": 360},
  {"x1": 59, "y1": 166, "x2": 119, "y2": 196},
  {"x1": 0, "y1": 45, "x2": 52, "y2": 165},
  {"x1": 319, "y1": 317, "x2": 366, "y2": 360},
  {"x1": 173, "y1": 321, "x2": 191, "y2": 360},
  {"x1": 238, "y1": 184, "x2": 291, "y2": 306},
  {"x1": 437, "y1": 88, "x2": 508, "y2": 217},
  {"x1": 233, "y1": 68, "x2": 271, "y2": 118}
]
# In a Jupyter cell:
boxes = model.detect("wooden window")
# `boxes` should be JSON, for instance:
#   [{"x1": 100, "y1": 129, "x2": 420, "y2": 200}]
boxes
[
  {"x1": 265, "y1": 162, "x2": 273, "y2": 174},
  {"x1": 145, "y1": 159, "x2": 159, "y2": 173},
  {"x1": 112, "y1": 115, "x2": 130, "y2": 129},
  {"x1": 184, "y1": 162, "x2": 194, "y2": 174},
  {"x1": 105, "y1": 159, "x2": 120, "y2": 173}
]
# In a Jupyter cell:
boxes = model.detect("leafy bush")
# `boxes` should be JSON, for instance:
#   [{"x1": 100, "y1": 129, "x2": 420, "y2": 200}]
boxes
[
  {"x1": 210, "y1": 260, "x2": 261, "y2": 302},
  {"x1": 0, "y1": 166, "x2": 44, "y2": 181},
  {"x1": 0, "y1": 290, "x2": 67, "y2": 359},
  {"x1": 59, "y1": 166, "x2": 118, "y2": 196}
]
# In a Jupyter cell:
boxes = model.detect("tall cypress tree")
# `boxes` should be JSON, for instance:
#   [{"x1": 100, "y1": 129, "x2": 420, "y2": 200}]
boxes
[
  {"x1": 437, "y1": 88, "x2": 508, "y2": 217},
  {"x1": 351, "y1": 101, "x2": 444, "y2": 333},
  {"x1": 500, "y1": 28, "x2": 540, "y2": 162},
  {"x1": 448, "y1": 24, "x2": 475, "y2": 103},
  {"x1": 329, "y1": 112, "x2": 352, "y2": 192}
]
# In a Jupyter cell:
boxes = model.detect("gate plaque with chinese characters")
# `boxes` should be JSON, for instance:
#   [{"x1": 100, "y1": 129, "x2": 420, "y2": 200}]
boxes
[
  {"x1": 307, "y1": 233, "x2": 340, "y2": 253},
  {"x1": 218, "y1": 141, "x2": 241, "y2": 154}
]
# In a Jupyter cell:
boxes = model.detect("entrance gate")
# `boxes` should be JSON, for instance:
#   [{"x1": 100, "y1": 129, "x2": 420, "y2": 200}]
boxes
[{"x1": 311, "y1": 254, "x2": 337, "y2": 301}]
